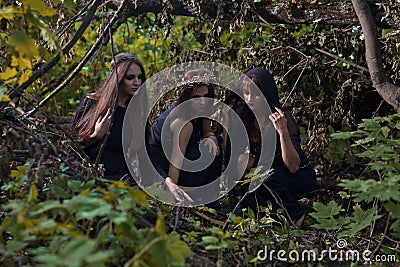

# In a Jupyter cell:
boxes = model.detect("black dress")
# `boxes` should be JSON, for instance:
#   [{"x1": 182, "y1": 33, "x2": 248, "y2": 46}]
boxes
[
  {"x1": 73, "y1": 97, "x2": 130, "y2": 180},
  {"x1": 148, "y1": 103, "x2": 222, "y2": 187},
  {"x1": 229, "y1": 110, "x2": 316, "y2": 223}
]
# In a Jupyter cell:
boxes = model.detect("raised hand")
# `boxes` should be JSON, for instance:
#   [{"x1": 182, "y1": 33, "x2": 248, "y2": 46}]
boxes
[
  {"x1": 268, "y1": 107, "x2": 288, "y2": 134},
  {"x1": 90, "y1": 108, "x2": 112, "y2": 140}
]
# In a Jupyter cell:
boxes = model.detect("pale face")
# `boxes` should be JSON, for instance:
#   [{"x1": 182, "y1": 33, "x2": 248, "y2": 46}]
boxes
[
  {"x1": 242, "y1": 84, "x2": 266, "y2": 113},
  {"x1": 189, "y1": 85, "x2": 211, "y2": 114},
  {"x1": 119, "y1": 63, "x2": 143, "y2": 100}
]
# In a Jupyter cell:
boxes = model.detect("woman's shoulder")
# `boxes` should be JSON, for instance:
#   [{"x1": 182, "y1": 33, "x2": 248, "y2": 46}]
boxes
[{"x1": 170, "y1": 118, "x2": 193, "y2": 135}]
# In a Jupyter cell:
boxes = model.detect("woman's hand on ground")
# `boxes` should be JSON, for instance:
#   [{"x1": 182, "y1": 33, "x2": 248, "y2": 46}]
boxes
[
  {"x1": 201, "y1": 136, "x2": 220, "y2": 156},
  {"x1": 165, "y1": 177, "x2": 194, "y2": 204}
]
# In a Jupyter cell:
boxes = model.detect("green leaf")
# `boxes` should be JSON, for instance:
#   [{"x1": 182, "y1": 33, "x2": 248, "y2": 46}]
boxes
[
  {"x1": 61, "y1": 237, "x2": 97, "y2": 263},
  {"x1": 81, "y1": 179, "x2": 95, "y2": 191},
  {"x1": 201, "y1": 235, "x2": 219, "y2": 244},
  {"x1": 165, "y1": 234, "x2": 193, "y2": 263},
  {"x1": 338, "y1": 205, "x2": 380, "y2": 237},
  {"x1": 0, "y1": 6, "x2": 22, "y2": 19},
  {"x1": 380, "y1": 126, "x2": 390, "y2": 138},
  {"x1": 390, "y1": 219, "x2": 400, "y2": 237},
  {"x1": 24, "y1": 0, "x2": 56, "y2": 16},
  {"x1": 67, "y1": 180, "x2": 82, "y2": 192},
  {"x1": 27, "y1": 184, "x2": 38, "y2": 203},
  {"x1": 40, "y1": 28, "x2": 60, "y2": 51},
  {"x1": 331, "y1": 131, "x2": 354, "y2": 139},
  {"x1": 64, "y1": 196, "x2": 111, "y2": 220},
  {"x1": 155, "y1": 212, "x2": 166, "y2": 235},
  {"x1": 309, "y1": 200, "x2": 349, "y2": 230},
  {"x1": 384, "y1": 201, "x2": 400, "y2": 218},
  {"x1": 205, "y1": 243, "x2": 228, "y2": 250},
  {"x1": 63, "y1": 0, "x2": 75, "y2": 9},
  {"x1": 85, "y1": 250, "x2": 115, "y2": 263},
  {"x1": 6, "y1": 240, "x2": 27, "y2": 252},
  {"x1": 32, "y1": 200, "x2": 63, "y2": 215},
  {"x1": 34, "y1": 254, "x2": 61, "y2": 266},
  {"x1": 310, "y1": 200, "x2": 342, "y2": 219},
  {"x1": 0, "y1": 67, "x2": 18, "y2": 81},
  {"x1": 9, "y1": 30, "x2": 40, "y2": 58},
  {"x1": 50, "y1": 184, "x2": 70, "y2": 198}
]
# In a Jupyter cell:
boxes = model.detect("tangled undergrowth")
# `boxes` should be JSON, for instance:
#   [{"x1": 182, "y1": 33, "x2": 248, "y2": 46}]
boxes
[{"x1": 1, "y1": 101, "x2": 399, "y2": 267}]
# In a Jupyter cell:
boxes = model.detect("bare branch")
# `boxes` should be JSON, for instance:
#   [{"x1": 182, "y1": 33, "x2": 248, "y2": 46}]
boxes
[
  {"x1": 0, "y1": 0, "x2": 102, "y2": 111},
  {"x1": 24, "y1": 0, "x2": 130, "y2": 118}
]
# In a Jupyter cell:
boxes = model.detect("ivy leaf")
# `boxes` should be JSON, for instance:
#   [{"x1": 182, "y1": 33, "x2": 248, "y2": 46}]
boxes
[{"x1": 9, "y1": 30, "x2": 40, "y2": 59}]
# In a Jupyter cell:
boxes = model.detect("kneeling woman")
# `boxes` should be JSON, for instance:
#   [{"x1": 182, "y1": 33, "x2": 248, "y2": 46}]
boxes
[
  {"x1": 149, "y1": 70, "x2": 222, "y2": 203},
  {"x1": 226, "y1": 67, "x2": 316, "y2": 227}
]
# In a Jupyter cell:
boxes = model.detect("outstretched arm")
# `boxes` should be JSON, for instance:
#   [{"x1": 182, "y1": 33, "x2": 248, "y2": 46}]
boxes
[
  {"x1": 165, "y1": 119, "x2": 194, "y2": 203},
  {"x1": 167, "y1": 119, "x2": 193, "y2": 184}
]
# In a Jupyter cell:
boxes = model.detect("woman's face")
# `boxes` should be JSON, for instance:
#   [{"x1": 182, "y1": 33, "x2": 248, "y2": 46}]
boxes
[
  {"x1": 120, "y1": 63, "x2": 143, "y2": 97},
  {"x1": 242, "y1": 83, "x2": 266, "y2": 112},
  {"x1": 189, "y1": 85, "x2": 211, "y2": 114}
]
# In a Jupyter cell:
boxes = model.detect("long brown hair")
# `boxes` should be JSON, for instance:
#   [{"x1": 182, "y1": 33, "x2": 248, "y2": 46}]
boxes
[
  {"x1": 75, "y1": 52, "x2": 147, "y2": 144},
  {"x1": 173, "y1": 69, "x2": 215, "y2": 118}
]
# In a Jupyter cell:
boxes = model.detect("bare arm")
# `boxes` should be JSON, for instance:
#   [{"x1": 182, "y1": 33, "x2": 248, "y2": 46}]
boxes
[
  {"x1": 269, "y1": 107, "x2": 300, "y2": 173},
  {"x1": 166, "y1": 119, "x2": 193, "y2": 184}
]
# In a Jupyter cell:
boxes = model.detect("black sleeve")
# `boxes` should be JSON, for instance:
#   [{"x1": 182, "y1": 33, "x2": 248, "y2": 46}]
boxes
[
  {"x1": 72, "y1": 97, "x2": 94, "y2": 128},
  {"x1": 285, "y1": 111, "x2": 302, "y2": 153}
]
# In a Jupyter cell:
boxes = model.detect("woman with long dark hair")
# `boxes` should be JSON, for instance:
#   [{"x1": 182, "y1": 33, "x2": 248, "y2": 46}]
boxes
[
  {"x1": 225, "y1": 67, "x2": 316, "y2": 227},
  {"x1": 73, "y1": 52, "x2": 148, "y2": 181},
  {"x1": 149, "y1": 69, "x2": 222, "y2": 203}
]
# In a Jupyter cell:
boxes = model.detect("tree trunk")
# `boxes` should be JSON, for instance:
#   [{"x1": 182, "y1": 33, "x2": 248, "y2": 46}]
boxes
[{"x1": 352, "y1": 0, "x2": 400, "y2": 113}]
